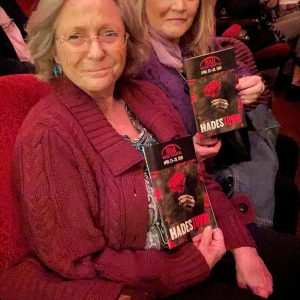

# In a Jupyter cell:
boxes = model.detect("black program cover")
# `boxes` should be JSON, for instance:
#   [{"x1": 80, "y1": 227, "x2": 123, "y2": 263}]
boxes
[
  {"x1": 143, "y1": 136, "x2": 217, "y2": 249},
  {"x1": 184, "y1": 48, "x2": 246, "y2": 138}
]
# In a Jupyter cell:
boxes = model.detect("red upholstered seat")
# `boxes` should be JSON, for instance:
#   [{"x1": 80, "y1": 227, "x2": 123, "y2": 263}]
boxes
[
  {"x1": 253, "y1": 43, "x2": 291, "y2": 69},
  {"x1": 254, "y1": 43, "x2": 291, "y2": 61},
  {"x1": 0, "y1": 74, "x2": 51, "y2": 271},
  {"x1": 221, "y1": 24, "x2": 291, "y2": 70}
]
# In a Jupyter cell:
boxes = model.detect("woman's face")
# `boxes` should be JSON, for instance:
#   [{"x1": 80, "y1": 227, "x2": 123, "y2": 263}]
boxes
[
  {"x1": 145, "y1": 0, "x2": 200, "y2": 44},
  {"x1": 54, "y1": 0, "x2": 127, "y2": 98}
]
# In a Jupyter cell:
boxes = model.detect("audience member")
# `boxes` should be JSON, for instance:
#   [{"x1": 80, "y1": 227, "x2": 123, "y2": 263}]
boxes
[
  {"x1": 0, "y1": 0, "x2": 35, "y2": 76},
  {"x1": 0, "y1": 1, "x2": 299, "y2": 300},
  {"x1": 134, "y1": 0, "x2": 284, "y2": 228}
]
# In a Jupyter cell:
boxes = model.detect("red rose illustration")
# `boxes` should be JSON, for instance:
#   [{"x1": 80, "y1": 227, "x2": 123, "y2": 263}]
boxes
[
  {"x1": 168, "y1": 172, "x2": 186, "y2": 193},
  {"x1": 203, "y1": 80, "x2": 221, "y2": 97}
]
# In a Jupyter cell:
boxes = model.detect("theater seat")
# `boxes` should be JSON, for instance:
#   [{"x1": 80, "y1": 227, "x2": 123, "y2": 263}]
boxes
[
  {"x1": 0, "y1": 74, "x2": 51, "y2": 271},
  {"x1": 253, "y1": 43, "x2": 290, "y2": 70},
  {"x1": 220, "y1": 23, "x2": 291, "y2": 70},
  {"x1": 220, "y1": 23, "x2": 290, "y2": 88}
]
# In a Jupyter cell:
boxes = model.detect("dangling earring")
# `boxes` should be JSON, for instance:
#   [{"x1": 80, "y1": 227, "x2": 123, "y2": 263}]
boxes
[{"x1": 53, "y1": 63, "x2": 63, "y2": 77}]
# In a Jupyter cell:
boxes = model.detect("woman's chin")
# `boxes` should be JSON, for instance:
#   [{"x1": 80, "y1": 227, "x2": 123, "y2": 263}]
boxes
[{"x1": 77, "y1": 75, "x2": 115, "y2": 95}]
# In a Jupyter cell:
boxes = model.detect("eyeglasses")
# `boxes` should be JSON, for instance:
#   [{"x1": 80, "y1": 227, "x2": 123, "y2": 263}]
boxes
[{"x1": 55, "y1": 30, "x2": 129, "y2": 50}]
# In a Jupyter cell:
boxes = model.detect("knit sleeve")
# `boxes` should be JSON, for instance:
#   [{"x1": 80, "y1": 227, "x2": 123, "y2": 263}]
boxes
[
  {"x1": 9, "y1": 122, "x2": 210, "y2": 299},
  {"x1": 216, "y1": 37, "x2": 273, "y2": 110},
  {"x1": 203, "y1": 169, "x2": 256, "y2": 250}
]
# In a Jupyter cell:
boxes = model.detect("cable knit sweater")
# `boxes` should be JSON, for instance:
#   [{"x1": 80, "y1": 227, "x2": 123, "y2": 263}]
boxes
[{"x1": 0, "y1": 78, "x2": 255, "y2": 300}]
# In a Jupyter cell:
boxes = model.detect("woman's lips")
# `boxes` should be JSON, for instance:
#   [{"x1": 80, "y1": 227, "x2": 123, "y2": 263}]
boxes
[{"x1": 85, "y1": 67, "x2": 112, "y2": 76}]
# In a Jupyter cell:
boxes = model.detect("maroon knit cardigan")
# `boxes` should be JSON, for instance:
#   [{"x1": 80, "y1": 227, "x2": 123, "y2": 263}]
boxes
[{"x1": 0, "y1": 78, "x2": 255, "y2": 300}]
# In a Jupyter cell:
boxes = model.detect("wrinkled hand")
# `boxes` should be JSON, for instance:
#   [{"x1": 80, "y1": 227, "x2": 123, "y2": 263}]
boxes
[
  {"x1": 232, "y1": 247, "x2": 273, "y2": 299},
  {"x1": 193, "y1": 226, "x2": 226, "y2": 270},
  {"x1": 193, "y1": 134, "x2": 221, "y2": 161},
  {"x1": 211, "y1": 98, "x2": 229, "y2": 112},
  {"x1": 236, "y1": 75, "x2": 265, "y2": 105},
  {"x1": 178, "y1": 194, "x2": 195, "y2": 211}
]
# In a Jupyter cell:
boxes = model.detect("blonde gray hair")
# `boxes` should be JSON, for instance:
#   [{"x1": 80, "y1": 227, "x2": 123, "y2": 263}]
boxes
[
  {"x1": 134, "y1": 0, "x2": 216, "y2": 55},
  {"x1": 26, "y1": 0, "x2": 149, "y2": 81}
]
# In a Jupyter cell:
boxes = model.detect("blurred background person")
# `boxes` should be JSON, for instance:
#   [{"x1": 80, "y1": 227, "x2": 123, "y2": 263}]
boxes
[{"x1": 0, "y1": 0, "x2": 35, "y2": 75}]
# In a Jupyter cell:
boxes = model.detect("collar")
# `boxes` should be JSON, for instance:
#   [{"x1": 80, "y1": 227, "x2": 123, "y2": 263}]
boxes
[{"x1": 51, "y1": 77, "x2": 180, "y2": 175}]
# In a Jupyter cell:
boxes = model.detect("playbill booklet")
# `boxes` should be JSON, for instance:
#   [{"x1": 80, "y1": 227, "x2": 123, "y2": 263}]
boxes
[
  {"x1": 184, "y1": 47, "x2": 246, "y2": 138},
  {"x1": 143, "y1": 136, "x2": 217, "y2": 249}
]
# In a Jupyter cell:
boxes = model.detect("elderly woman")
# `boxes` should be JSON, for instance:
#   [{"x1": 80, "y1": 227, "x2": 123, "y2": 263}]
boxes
[{"x1": 0, "y1": 0, "x2": 299, "y2": 300}]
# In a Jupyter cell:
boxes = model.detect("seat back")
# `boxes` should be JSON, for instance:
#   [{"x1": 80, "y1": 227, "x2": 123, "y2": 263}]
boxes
[
  {"x1": 220, "y1": 23, "x2": 291, "y2": 70},
  {"x1": 0, "y1": 74, "x2": 51, "y2": 271}
]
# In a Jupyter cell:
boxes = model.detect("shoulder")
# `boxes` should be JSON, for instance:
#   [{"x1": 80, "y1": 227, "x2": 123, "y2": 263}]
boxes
[
  {"x1": 214, "y1": 36, "x2": 253, "y2": 57},
  {"x1": 213, "y1": 37, "x2": 258, "y2": 76},
  {"x1": 134, "y1": 51, "x2": 184, "y2": 101},
  {"x1": 139, "y1": 50, "x2": 162, "y2": 70},
  {"x1": 17, "y1": 92, "x2": 76, "y2": 147},
  {"x1": 135, "y1": 51, "x2": 169, "y2": 81},
  {"x1": 22, "y1": 93, "x2": 68, "y2": 126}
]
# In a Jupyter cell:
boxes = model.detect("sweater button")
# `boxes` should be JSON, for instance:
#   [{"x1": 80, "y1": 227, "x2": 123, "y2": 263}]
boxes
[{"x1": 239, "y1": 203, "x2": 248, "y2": 213}]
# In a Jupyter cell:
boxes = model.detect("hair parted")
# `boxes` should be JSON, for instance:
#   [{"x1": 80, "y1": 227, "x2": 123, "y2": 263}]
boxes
[
  {"x1": 26, "y1": 0, "x2": 149, "y2": 81},
  {"x1": 133, "y1": 0, "x2": 216, "y2": 55}
]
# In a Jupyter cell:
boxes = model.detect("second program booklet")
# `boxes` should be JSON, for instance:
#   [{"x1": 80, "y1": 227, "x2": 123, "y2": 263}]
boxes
[
  {"x1": 143, "y1": 136, "x2": 217, "y2": 249},
  {"x1": 184, "y1": 47, "x2": 246, "y2": 138}
]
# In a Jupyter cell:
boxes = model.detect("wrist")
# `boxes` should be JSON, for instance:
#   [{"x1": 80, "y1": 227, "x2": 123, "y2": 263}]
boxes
[
  {"x1": 231, "y1": 246, "x2": 257, "y2": 260},
  {"x1": 230, "y1": 247, "x2": 258, "y2": 260}
]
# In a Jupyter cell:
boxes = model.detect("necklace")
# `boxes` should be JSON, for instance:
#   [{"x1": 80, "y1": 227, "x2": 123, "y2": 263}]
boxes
[{"x1": 176, "y1": 69, "x2": 190, "y2": 94}]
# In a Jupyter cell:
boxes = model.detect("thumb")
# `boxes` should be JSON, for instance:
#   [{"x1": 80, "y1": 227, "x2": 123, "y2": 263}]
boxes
[
  {"x1": 212, "y1": 228, "x2": 224, "y2": 242},
  {"x1": 201, "y1": 226, "x2": 213, "y2": 247}
]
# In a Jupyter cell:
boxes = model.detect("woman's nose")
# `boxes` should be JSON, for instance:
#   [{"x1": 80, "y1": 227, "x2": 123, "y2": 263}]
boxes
[
  {"x1": 172, "y1": 0, "x2": 187, "y2": 11},
  {"x1": 86, "y1": 39, "x2": 106, "y2": 59}
]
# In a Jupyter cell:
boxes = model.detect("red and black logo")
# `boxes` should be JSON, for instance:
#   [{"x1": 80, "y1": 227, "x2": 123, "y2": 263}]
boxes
[
  {"x1": 200, "y1": 55, "x2": 221, "y2": 71},
  {"x1": 161, "y1": 144, "x2": 183, "y2": 160}
]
